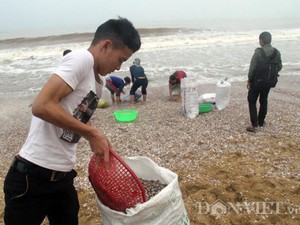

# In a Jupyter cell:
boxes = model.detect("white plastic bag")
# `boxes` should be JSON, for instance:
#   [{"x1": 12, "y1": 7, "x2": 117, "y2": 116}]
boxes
[
  {"x1": 215, "y1": 78, "x2": 231, "y2": 110},
  {"x1": 181, "y1": 77, "x2": 198, "y2": 119},
  {"x1": 96, "y1": 156, "x2": 190, "y2": 225},
  {"x1": 198, "y1": 93, "x2": 216, "y2": 104},
  {"x1": 121, "y1": 89, "x2": 142, "y2": 102}
]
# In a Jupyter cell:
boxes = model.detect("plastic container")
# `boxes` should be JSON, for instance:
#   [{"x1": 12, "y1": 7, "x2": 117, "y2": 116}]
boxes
[
  {"x1": 88, "y1": 150, "x2": 147, "y2": 212},
  {"x1": 198, "y1": 93, "x2": 216, "y2": 104},
  {"x1": 114, "y1": 110, "x2": 138, "y2": 122},
  {"x1": 215, "y1": 78, "x2": 231, "y2": 110},
  {"x1": 199, "y1": 103, "x2": 212, "y2": 113}
]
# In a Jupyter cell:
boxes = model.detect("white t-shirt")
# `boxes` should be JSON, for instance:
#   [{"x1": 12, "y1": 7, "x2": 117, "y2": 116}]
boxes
[{"x1": 19, "y1": 49, "x2": 98, "y2": 172}]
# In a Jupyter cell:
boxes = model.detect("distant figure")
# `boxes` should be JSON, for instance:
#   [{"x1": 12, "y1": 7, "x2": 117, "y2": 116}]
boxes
[
  {"x1": 63, "y1": 49, "x2": 72, "y2": 56},
  {"x1": 105, "y1": 76, "x2": 131, "y2": 103},
  {"x1": 129, "y1": 58, "x2": 148, "y2": 104},
  {"x1": 169, "y1": 70, "x2": 186, "y2": 101},
  {"x1": 246, "y1": 31, "x2": 282, "y2": 132}
]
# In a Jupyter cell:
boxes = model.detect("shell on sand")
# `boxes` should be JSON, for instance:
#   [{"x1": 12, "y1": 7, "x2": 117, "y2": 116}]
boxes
[{"x1": 1, "y1": 75, "x2": 300, "y2": 225}]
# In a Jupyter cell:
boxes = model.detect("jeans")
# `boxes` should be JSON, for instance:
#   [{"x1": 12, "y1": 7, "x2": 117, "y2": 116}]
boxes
[
  {"x1": 4, "y1": 163, "x2": 79, "y2": 225},
  {"x1": 247, "y1": 84, "x2": 271, "y2": 127}
]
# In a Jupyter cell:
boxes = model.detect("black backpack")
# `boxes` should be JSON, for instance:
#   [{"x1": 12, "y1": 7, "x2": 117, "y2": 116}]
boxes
[{"x1": 254, "y1": 48, "x2": 279, "y2": 88}]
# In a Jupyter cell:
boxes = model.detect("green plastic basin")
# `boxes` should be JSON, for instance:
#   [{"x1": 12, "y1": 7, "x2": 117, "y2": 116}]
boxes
[
  {"x1": 114, "y1": 110, "x2": 138, "y2": 122},
  {"x1": 199, "y1": 104, "x2": 212, "y2": 113}
]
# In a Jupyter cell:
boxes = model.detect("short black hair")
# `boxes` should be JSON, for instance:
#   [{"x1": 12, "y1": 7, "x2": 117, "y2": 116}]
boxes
[
  {"x1": 259, "y1": 32, "x2": 272, "y2": 44},
  {"x1": 63, "y1": 49, "x2": 72, "y2": 56},
  {"x1": 91, "y1": 17, "x2": 141, "y2": 53},
  {"x1": 124, "y1": 76, "x2": 131, "y2": 85},
  {"x1": 169, "y1": 73, "x2": 177, "y2": 81}
]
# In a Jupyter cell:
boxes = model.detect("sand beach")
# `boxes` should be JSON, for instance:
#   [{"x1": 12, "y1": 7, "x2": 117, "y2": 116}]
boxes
[{"x1": 0, "y1": 74, "x2": 299, "y2": 224}]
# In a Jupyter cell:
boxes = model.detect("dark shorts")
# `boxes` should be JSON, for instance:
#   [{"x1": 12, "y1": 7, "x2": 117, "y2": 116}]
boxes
[{"x1": 105, "y1": 79, "x2": 121, "y2": 96}]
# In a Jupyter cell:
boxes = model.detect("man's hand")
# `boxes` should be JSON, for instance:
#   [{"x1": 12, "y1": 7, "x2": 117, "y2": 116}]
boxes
[
  {"x1": 86, "y1": 127, "x2": 111, "y2": 169},
  {"x1": 247, "y1": 81, "x2": 251, "y2": 90}
]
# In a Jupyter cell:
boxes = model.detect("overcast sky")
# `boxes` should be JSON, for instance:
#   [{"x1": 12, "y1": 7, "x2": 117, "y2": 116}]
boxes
[{"x1": 1, "y1": 0, "x2": 299, "y2": 32}]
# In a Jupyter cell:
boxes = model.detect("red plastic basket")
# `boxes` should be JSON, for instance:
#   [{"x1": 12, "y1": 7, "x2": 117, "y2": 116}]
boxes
[{"x1": 88, "y1": 150, "x2": 147, "y2": 212}]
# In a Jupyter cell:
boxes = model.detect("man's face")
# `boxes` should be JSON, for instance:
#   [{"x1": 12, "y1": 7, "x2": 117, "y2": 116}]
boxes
[{"x1": 97, "y1": 41, "x2": 133, "y2": 76}]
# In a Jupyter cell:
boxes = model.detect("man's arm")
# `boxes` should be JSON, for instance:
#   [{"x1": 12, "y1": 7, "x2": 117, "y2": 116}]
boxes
[
  {"x1": 277, "y1": 50, "x2": 283, "y2": 72},
  {"x1": 248, "y1": 49, "x2": 260, "y2": 83},
  {"x1": 169, "y1": 82, "x2": 174, "y2": 100},
  {"x1": 32, "y1": 74, "x2": 110, "y2": 165},
  {"x1": 130, "y1": 66, "x2": 135, "y2": 83},
  {"x1": 247, "y1": 49, "x2": 260, "y2": 89}
]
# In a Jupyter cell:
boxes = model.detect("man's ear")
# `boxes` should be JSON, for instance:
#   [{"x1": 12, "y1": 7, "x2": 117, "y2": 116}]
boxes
[{"x1": 102, "y1": 40, "x2": 112, "y2": 50}]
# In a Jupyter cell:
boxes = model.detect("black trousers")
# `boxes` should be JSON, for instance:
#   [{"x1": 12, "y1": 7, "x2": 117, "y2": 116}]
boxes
[
  {"x1": 247, "y1": 84, "x2": 271, "y2": 127},
  {"x1": 130, "y1": 78, "x2": 148, "y2": 95},
  {"x1": 4, "y1": 158, "x2": 79, "y2": 225}
]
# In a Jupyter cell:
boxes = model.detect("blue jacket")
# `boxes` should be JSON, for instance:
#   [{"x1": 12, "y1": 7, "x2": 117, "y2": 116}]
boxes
[{"x1": 109, "y1": 76, "x2": 126, "y2": 93}]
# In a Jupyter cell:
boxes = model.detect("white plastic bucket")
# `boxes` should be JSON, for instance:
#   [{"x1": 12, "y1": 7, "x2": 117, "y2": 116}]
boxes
[{"x1": 215, "y1": 78, "x2": 231, "y2": 110}]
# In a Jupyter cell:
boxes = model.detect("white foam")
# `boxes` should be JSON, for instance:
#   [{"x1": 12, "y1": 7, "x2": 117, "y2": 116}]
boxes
[{"x1": 0, "y1": 27, "x2": 299, "y2": 97}]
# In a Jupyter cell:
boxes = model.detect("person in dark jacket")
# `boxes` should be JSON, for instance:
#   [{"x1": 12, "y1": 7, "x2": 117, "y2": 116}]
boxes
[
  {"x1": 129, "y1": 58, "x2": 148, "y2": 104},
  {"x1": 246, "y1": 31, "x2": 282, "y2": 132}
]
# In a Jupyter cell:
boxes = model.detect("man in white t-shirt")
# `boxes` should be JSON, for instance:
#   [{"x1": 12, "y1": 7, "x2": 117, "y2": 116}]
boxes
[{"x1": 4, "y1": 17, "x2": 141, "y2": 225}]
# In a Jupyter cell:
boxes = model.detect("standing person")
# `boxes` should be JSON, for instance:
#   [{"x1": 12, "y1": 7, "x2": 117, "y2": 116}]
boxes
[
  {"x1": 3, "y1": 17, "x2": 141, "y2": 225},
  {"x1": 105, "y1": 75, "x2": 131, "y2": 103},
  {"x1": 168, "y1": 70, "x2": 186, "y2": 101},
  {"x1": 246, "y1": 31, "x2": 282, "y2": 132},
  {"x1": 129, "y1": 58, "x2": 148, "y2": 104}
]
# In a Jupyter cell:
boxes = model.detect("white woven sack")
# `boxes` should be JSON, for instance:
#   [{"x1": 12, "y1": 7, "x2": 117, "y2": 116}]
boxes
[{"x1": 96, "y1": 156, "x2": 190, "y2": 225}]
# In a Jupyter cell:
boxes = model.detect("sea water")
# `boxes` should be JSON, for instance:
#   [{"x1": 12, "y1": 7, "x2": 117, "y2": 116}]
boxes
[{"x1": 0, "y1": 18, "x2": 299, "y2": 98}]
